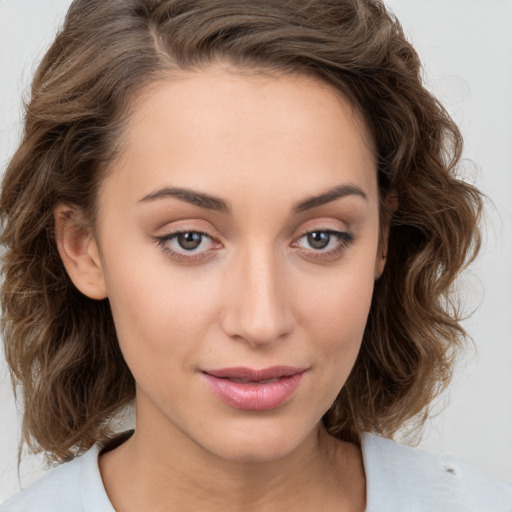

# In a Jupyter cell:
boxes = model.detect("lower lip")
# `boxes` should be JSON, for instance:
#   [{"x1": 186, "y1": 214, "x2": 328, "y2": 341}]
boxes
[{"x1": 202, "y1": 371, "x2": 306, "y2": 411}]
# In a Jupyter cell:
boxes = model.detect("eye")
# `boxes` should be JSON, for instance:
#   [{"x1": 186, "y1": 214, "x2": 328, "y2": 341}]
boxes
[
  {"x1": 304, "y1": 231, "x2": 333, "y2": 250},
  {"x1": 154, "y1": 230, "x2": 220, "y2": 262},
  {"x1": 175, "y1": 232, "x2": 204, "y2": 251},
  {"x1": 293, "y1": 229, "x2": 354, "y2": 259}
]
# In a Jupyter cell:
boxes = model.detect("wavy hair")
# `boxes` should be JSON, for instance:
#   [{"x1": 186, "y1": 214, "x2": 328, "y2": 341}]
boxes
[{"x1": 1, "y1": 0, "x2": 482, "y2": 463}]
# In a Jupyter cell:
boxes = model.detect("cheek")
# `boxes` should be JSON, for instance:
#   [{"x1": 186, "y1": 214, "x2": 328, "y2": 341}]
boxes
[
  {"x1": 298, "y1": 262, "x2": 376, "y2": 373},
  {"x1": 308, "y1": 279, "x2": 372, "y2": 325},
  {"x1": 101, "y1": 245, "x2": 223, "y2": 370},
  {"x1": 302, "y1": 263, "x2": 375, "y2": 335},
  {"x1": 99, "y1": 209, "x2": 378, "y2": 382}
]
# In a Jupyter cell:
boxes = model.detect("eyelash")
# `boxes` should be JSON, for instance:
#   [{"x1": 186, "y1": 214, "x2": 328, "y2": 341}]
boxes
[
  {"x1": 153, "y1": 229, "x2": 219, "y2": 262},
  {"x1": 153, "y1": 228, "x2": 354, "y2": 263},
  {"x1": 292, "y1": 229, "x2": 355, "y2": 260}
]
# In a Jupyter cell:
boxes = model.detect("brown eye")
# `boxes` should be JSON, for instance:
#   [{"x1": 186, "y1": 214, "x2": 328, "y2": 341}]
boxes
[
  {"x1": 293, "y1": 229, "x2": 355, "y2": 260},
  {"x1": 177, "y1": 232, "x2": 203, "y2": 250},
  {"x1": 307, "y1": 231, "x2": 331, "y2": 249},
  {"x1": 155, "y1": 229, "x2": 220, "y2": 262}
]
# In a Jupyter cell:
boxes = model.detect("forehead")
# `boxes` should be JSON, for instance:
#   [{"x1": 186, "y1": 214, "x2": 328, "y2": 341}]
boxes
[{"x1": 101, "y1": 66, "x2": 378, "y2": 212}]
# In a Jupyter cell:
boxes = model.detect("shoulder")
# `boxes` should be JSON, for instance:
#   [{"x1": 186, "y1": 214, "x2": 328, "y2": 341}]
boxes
[
  {"x1": 361, "y1": 433, "x2": 512, "y2": 512},
  {"x1": 0, "y1": 444, "x2": 114, "y2": 512}
]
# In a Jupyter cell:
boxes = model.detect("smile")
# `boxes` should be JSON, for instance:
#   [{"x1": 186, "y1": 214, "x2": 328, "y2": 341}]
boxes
[{"x1": 201, "y1": 366, "x2": 307, "y2": 411}]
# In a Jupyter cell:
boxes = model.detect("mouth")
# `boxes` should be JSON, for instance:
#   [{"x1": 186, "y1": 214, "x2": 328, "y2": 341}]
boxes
[{"x1": 201, "y1": 366, "x2": 307, "y2": 411}]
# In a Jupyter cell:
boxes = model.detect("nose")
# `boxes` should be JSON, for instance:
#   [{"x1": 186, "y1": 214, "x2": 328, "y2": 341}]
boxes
[{"x1": 220, "y1": 245, "x2": 295, "y2": 347}]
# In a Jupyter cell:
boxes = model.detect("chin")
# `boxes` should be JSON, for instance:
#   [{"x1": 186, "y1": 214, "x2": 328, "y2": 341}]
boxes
[
  {"x1": 210, "y1": 442, "x2": 298, "y2": 464},
  {"x1": 197, "y1": 417, "x2": 317, "y2": 464}
]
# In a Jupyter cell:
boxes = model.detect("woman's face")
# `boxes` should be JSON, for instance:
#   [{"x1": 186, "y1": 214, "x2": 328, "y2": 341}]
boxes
[{"x1": 92, "y1": 67, "x2": 383, "y2": 462}]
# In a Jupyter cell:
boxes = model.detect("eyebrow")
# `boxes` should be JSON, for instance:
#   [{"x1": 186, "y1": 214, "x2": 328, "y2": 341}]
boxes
[
  {"x1": 138, "y1": 183, "x2": 367, "y2": 214},
  {"x1": 292, "y1": 184, "x2": 368, "y2": 213},
  {"x1": 139, "y1": 187, "x2": 231, "y2": 213}
]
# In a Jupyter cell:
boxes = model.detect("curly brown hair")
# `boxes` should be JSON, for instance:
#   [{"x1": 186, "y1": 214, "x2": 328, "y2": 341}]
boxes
[{"x1": 1, "y1": 0, "x2": 482, "y2": 463}]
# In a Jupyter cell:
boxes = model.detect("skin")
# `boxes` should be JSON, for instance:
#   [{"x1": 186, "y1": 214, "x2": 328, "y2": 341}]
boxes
[{"x1": 56, "y1": 65, "x2": 386, "y2": 511}]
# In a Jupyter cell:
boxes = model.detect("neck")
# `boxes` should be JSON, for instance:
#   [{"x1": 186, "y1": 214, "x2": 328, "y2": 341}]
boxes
[{"x1": 99, "y1": 409, "x2": 365, "y2": 512}]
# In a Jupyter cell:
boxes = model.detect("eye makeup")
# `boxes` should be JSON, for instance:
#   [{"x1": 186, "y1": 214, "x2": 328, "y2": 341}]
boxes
[
  {"x1": 153, "y1": 225, "x2": 355, "y2": 264},
  {"x1": 292, "y1": 228, "x2": 355, "y2": 261},
  {"x1": 153, "y1": 229, "x2": 222, "y2": 263}
]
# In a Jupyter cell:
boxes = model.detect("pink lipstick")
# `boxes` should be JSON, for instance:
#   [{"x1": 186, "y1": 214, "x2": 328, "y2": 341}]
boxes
[{"x1": 201, "y1": 366, "x2": 306, "y2": 411}]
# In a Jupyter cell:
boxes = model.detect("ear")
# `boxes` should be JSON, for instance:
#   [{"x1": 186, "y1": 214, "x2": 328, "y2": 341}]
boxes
[
  {"x1": 375, "y1": 192, "x2": 398, "y2": 280},
  {"x1": 54, "y1": 203, "x2": 107, "y2": 300},
  {"x1": 374, "y1": 233, "x2": 388, "y2": 280}
]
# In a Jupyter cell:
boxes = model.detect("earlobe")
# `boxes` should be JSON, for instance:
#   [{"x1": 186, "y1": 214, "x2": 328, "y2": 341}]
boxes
[{"x1": 54, "y1": 204, "x2": 107, "y2": 300}]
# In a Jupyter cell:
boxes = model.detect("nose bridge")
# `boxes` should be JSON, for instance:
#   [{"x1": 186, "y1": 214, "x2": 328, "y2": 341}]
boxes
[{"x1": 221, "y1": 241, "x2": 294, "y2": 346}]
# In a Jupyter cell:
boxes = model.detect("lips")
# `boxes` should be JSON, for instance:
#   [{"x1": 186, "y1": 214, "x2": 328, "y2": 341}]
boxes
[{"x1": 201, "y1": 366, "x2": 307, "y2": 411}]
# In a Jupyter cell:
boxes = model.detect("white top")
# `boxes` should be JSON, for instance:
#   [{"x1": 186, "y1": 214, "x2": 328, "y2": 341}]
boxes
[{"x1": 1, "y1": 432, "x2": 511, "y2": 511}]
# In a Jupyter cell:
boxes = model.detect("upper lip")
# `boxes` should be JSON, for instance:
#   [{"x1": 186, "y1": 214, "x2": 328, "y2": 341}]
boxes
[{"x1": 202, "y1": 366, "x2": 307, "y2": 381}]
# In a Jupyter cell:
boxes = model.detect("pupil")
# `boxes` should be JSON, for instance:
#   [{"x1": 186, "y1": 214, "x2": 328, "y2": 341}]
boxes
[
  {"x1": 308, "y1": 231, "x2": 330, "y2": 249},
  {"x1": 178, "y1": 232, "x2": 202, "y2": 250}
]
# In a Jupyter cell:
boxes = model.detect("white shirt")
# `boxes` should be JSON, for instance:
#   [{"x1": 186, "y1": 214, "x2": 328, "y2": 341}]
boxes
[{"x1": 1, "y1": 432, "x2": 511, "y2": 511}]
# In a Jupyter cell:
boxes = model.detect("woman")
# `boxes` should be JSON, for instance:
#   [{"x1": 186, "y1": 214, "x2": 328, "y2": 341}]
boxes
[{"x1": 1, "y1": 0, "x2": 510, "y2": 510}]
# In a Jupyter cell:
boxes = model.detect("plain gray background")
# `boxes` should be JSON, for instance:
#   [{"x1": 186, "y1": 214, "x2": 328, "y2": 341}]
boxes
[{"x1": 1, "y1": 0, "x2": 511, "y2": 502}]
